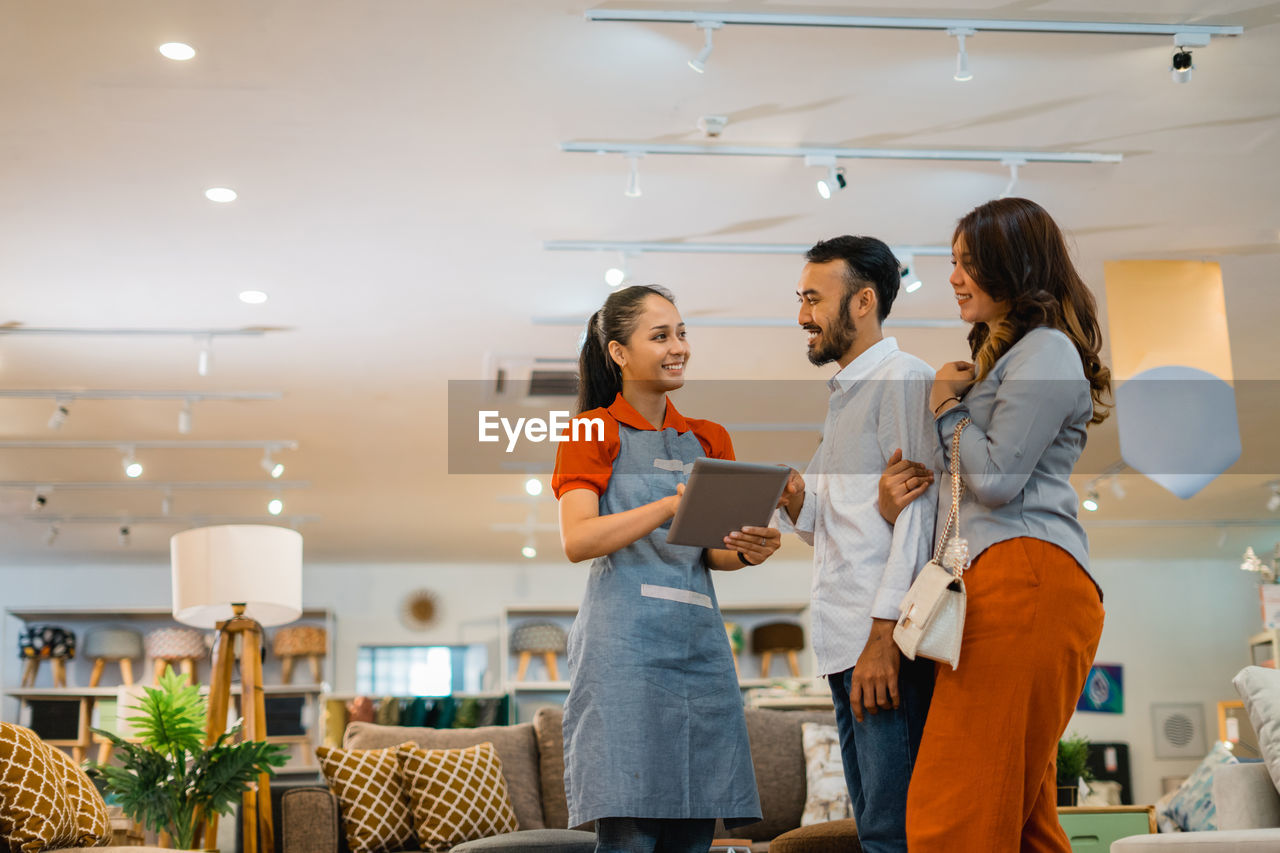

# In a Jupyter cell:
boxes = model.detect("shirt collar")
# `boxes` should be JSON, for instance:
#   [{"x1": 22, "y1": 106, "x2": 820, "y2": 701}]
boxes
[
  {"x1": 828, "y1": 336, "x2": 899, "y2": 393},
  {"x1": 607, "y1": 392, "x2": 690, "y2": 432}
]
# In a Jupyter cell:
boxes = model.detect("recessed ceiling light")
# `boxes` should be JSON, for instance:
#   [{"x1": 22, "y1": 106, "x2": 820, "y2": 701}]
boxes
[
  {"x1": 205, "y1": 187, "x2": 237, "y2": 203},
  {"x1": 268, "y1": 498, "x2": 284, "y2": 516},
  {"x1": 525, "y1": 478, "x2": 543, "y2": 496},
  {"x1": 158, "y1": 43, "x2": 196, "y2": 61},
  {"x1": 239, "y1": 290, "x2": 268, "y2": 305}
]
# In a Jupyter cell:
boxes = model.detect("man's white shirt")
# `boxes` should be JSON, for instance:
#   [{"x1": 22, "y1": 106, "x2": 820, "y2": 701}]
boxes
[{"x1": 775, "y1": 336, "x2": 938, "y2": 677}]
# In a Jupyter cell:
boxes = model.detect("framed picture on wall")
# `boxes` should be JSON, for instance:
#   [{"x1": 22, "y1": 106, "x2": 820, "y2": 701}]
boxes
[{"x1": 1077, "y1": 663, "x2": 1123, "y2": 713}]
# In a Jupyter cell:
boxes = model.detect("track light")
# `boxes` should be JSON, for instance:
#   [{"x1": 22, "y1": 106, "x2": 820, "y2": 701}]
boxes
[
  {"x1": 525, "y1": 477, "x2": 543, "y2": 497},
  {"x1": 1170, "y1": 49, "x2": 1194, "y2": 83},
  {"x1": 605, "y1": 253, "x2": 631, "y2": 288},
  {"x1": 161, "y1": 491, "x2": 173, "y2": 517},
  {"x1": 261, "y1": 451, "x2": 284, "y2": 479},
  {"x1": 687, "y1": 21, "x2": 722, "y2": 73},
  {"x1": 817, "y1": 167, "x2": 846, "y2": 199},
  {"x1": 122, "y1": 448, "x2": 143, "y2": 479},
  {"x1": 624, "y1": 154, "x2": 642, "y2": 198},
  {"x1": 1267, "y1": 484, "x2": 1280, "y2": 513},
  {"x1": 1170, "y1": 33, "x2": 1209, "y2": 83},
  {"x1": 1082, "y1": 489, "x2": 1099, "y2": 512},
  {"x1": 1110, "y1": 477, "x2": 1127, "y2": 500},
  {"x1": 31, "y1": 490, "x2": 48, "y2": 511},
  {"x1": 268, "y1": 497, "x2": 283, "y2": 516},
  {"x1": 178, "y1": 399, "x2": 193, "y2": 435},
  {"x1": 118, "y1": 525, "x2": 131, "y2": 546},
  {"x1": 47, "y1": 400, "x2": 69, "y2": 430},
  {"x1": 44, "y1": 525, "x2": 59, "y2": 546},
  {"x1": 521, "y1": 537, "x2": 537, "y2": 559},
  {"x1": 900, "y1": 256, "x2": 923, "y2": 294},
  {"x1": 949, "y1": 28, "x2": 975, "y2": 81},
  {"x1": 197, "y1": 335, "x2": 213, "y2": 376}
]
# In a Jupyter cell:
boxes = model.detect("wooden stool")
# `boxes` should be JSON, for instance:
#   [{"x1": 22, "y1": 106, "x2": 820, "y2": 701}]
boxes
[
  {"x1": 724, "y1": 622, "x2": 745, "y2": 677},
  {"x1": 84, "y1": 628, "x2": 143, "y2": 686},
  {"x1": 510, "y1": 621, "x2": 567, "y2": 682},
  {"x1": 19, "y1": 625, "x2": 76, "y2": 687},
  {"x1": 751, "y1": 622, "x2": 805, "y2": 678},
  {"x1": 272, "y1": 625, "x2": 327, "y2": 684},
  {"x1": 144, "y1": 627, "x2": 206, "y2": 685}
]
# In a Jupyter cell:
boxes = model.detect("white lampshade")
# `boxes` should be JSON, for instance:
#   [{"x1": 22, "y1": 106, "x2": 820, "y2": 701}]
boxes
[{"x1": 171, "y1": 524, "x2": 303, "y2": 628}]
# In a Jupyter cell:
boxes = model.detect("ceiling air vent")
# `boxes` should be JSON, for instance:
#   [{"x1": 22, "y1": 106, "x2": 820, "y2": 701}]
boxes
[{"x1": 528, "y1": 369, "x2": 578, "y2": 397}]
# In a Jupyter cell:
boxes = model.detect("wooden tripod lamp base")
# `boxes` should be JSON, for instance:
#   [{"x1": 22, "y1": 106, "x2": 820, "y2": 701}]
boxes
[{"x1": 170, "y1": 524, "x2": 305, "y2": 853}]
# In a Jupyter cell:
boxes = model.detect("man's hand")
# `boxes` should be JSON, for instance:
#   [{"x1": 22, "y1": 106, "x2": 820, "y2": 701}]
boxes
[
  {"x1": 878, "y1": 449, "x2": 934, "y2": 525},
  {"x1": 780, "y1": 467, "x2": 805, "y2": 523},
  {"x1": 849, "y1": 619, "x2": 901, "y2": 723}
]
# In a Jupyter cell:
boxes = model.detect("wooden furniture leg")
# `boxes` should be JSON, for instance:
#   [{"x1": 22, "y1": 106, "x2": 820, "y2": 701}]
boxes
[
  {"x1": 179, "y1": 657, "x2": 195, "y2": 685},
  {"x1": 96, "y1": 737, "x2": 113, "y2": 766},
  {"x1": 153, "y1": 658, "x2": 167, "y2": 684},
  {"x1": 280, "y1": 655, "x2": 295, "y2": 684},
  {"x1": 309, "y1": 654, "x2": 322, "y2": 683},
  {"x1": 515, "y1": 651, "x2": 532, "y2": 681},
  {"x1": 243, "y1": 626, "x2": 274, "y2": 853},
  {"x1": 119, "y1": 657, "x2": 134, "y2": 685},
  {"x1": 89, "y1": 658, "x2": 107, "y2": 687},
  {"x1": 202, "y1": 628, "x2": 236, "y2": 851},
  {"x1": 731, "y1": 651, "x2": 740, "y2": 677},
  {"x1": 72, "y1": 696, "x2": 89, "y2": 763},
  {"x1": 52, "y1": 658, "x2": 67, "y2": 688},
  {"x1": 21, "y1": 658, "x2": 39, "y2": 687},
  {"x1": 786, "y1": 650, "x2": 801, "y2": 677},
  {"x1": 543, "y1": 652, "x2": 559, "y2": 681},
  {"x1": 760, "y1": 651, "x2": 773, "y2": 678}
]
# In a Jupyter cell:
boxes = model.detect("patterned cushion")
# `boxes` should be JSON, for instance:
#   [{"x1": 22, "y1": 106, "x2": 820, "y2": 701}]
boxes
[
  {"x1": 1165, "y1": 741, "x2": 1237, "y2": 831},
  {"x1": 19, "y1": 626, "x2": 76, "y2": 660},
  {"x1": 44, "y1": 743, "x2": 111, "y2": 846},
  {"x1": 273, "y1": 626, "x2": 327, "y2": 657},
  {"x1": 800, "y1": 723, "x2": 854, "y2": 827},
  {"x1": 315, "y1": 743, "x2": 415, "y2": 853},
  {"x1": 0, "y1": 722, "x2": 81, "y2": 852},
  {"x1": 397, "y1": 742, "x2": 519, "y2": 852},
  {"x1": 143, "y1": 628, "x2": 205, "y2": 660},
  {"x1": 509, "y1": 623, "x2": 567, "y2": 654},
  {"x1": 82, "y1": 628, "x2": 142, "y2": 660}
]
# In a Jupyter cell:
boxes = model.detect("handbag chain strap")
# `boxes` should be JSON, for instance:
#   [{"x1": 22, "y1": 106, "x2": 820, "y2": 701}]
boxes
[{"x1": 931, "y1": 416, "x2": 973, "y2": 577}]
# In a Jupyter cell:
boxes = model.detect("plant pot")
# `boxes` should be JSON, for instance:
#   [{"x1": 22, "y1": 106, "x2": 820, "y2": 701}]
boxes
[{"x1": 1056, "y1": 785, "x2": 1078, "y2": 807}]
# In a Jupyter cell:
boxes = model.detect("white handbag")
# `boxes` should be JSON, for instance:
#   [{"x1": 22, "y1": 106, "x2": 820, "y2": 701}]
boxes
[{"x1": 893, "y1": 417, "x2": 972, "y2": 670}]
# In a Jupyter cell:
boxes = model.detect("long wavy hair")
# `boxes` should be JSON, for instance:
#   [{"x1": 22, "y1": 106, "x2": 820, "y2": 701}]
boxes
[
  {"x1": 577, "y1": 285, "x2": 676, "y2": 414},
  {"x1": 954, "y1": 197, "x2": 1112, "y2": 424}
]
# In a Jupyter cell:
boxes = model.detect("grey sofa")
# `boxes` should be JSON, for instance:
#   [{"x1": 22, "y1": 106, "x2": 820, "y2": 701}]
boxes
[
  {"x1": 1112, "y1": 763, "x2": 1280, "y2": 851},
  {"x1": 282, "y1": 706, "x2": 852, "y2": 853}
]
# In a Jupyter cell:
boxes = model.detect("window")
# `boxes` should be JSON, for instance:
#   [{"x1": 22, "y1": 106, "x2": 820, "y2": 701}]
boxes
[{"x1": 355, "y1": 644, "x2": 488, "y2": 696}]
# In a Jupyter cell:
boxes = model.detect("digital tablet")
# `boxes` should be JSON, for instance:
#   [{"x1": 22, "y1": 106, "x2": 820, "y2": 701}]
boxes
[{"x1": 666, "y1": 458, "x2": 790, "y2": 551}]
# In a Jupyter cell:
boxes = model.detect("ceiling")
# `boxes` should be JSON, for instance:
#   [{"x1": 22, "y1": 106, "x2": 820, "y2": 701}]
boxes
[{"x1": 2, "y1": 0, "x2": 1278, "y2": 565}]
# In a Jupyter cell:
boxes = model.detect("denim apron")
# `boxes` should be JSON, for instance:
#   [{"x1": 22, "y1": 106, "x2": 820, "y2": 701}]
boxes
[{"x1": 563, "y1": 417, "x2": 762, "y2": 828}]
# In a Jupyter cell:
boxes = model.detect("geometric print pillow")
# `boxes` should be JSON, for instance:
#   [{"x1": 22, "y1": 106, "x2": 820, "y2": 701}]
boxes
[
  {"x1": 396, "y1": 742, "x2": 518, "y2": 852},
  {"x1": 315, "y1": 743, "x2": 415, "y2": 853},
  {"x1": 0, "y1": 722, "x2": 84, "y2": 853},
  {"x1": 43, "y1": 745, "x2": 111, "y2": 847}
]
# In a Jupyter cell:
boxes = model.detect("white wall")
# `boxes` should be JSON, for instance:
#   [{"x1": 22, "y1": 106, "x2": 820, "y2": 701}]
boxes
[{"x1": 0, "y1": 554, "x2": 1261, "y2": 805}]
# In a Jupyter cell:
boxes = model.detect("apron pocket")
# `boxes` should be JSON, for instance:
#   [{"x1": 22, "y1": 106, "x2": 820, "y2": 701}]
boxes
[{"x1": 640, "y1": 584, "x2": 712, "y2": 609}]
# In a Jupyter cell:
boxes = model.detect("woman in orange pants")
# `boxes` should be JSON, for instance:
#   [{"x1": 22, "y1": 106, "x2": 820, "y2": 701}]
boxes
[{"x1": 881, "y1": 197, "x2": 1110, "y2": 851}]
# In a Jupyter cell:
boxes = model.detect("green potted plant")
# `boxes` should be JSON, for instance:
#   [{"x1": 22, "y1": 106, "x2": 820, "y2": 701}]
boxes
[
  {"x1": 1056, "y1": 733, "x2": 1094, "y2": 807},
  {"x1": 88, "y1": 666, "x2": 289, "y2": 851}
]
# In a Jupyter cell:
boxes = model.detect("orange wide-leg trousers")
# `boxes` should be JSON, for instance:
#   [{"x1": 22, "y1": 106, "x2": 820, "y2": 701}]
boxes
[{"x1": 906, "y1": 537, "x2": 1105, "y2": 852}]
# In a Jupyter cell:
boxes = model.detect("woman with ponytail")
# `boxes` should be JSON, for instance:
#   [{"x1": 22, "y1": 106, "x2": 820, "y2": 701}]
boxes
[
  {"x1": 553, "y1": 285, "x2": 785, "y2": 853},
  {"x1": 878, "y1": 198, "x2": 1111, "y2": 852}
]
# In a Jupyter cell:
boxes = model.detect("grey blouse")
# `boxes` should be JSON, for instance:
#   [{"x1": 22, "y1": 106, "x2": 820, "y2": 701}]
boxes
[{"x1": 935, "y1": 326, "x2": 1093, "y2": 573}]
